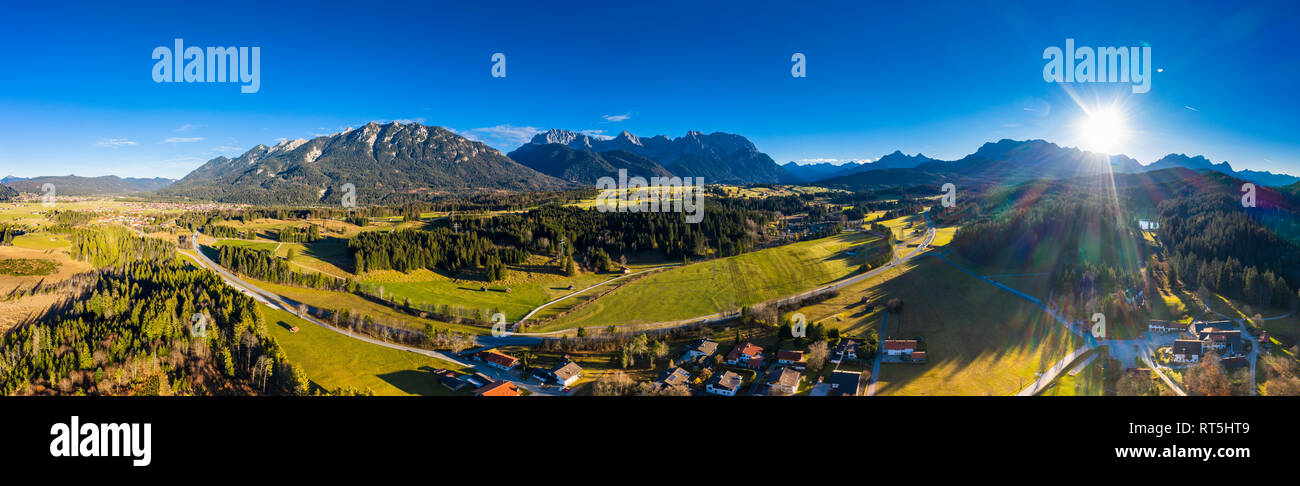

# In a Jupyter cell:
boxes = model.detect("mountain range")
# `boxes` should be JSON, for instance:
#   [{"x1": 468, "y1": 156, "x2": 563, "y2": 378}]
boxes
[
  {"x1": 507, "y1": 143, "x2": 673, "y2": 185},
  {"x1": 817, "y1": 139, "x2": 1299, "y2": 190},
  {"x1": 159, "y1": 122, "x2": 570, "y2": 204},
  {"x1": 1, "y1": 175, "x2": 175, "y2": 195},
  {"x1": 781, "y1": 161, "x2": 863, "y2": 181},
  {"x1": 521, "y1": 129, "x2": 797, "y2": 184}
]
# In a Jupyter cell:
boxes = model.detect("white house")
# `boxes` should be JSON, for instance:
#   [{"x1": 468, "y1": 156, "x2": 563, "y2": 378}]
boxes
[
  {"x1": 681, "y1": 339, "x2": 719, "y2": 362},
  {"x1": 1172, "y1": 340, "x2": 1203, "y2": 363},
  {"x1": 706, "y1": 371, "x2": 743, "y2": 396},
  {"x1": 549, "y1": 361, "x2": 583, "y2": 387},
  {"x1": 882, "y1": 340, "x2": 918, "y2": 356}
]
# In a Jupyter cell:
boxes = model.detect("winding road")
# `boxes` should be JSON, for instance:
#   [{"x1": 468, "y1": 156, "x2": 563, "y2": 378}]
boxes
[{"x1": 185, "y1": 233, "x2": 565, "y2": 396}]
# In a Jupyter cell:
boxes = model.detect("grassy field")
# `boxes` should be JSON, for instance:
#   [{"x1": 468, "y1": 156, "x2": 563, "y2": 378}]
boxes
[
  {"x1": 0, "y1": 245, "x2": 91, "y2": 292},
  {"x1": 541, "y1": 231, "x2": 878, "y2": 330},
  {"x1": 792, "y1": 256, "x2": 1083, "y2": 396},
  {"x1": 1040, "y1": 351, "x2": 1121, "y2": 396},
  {"x1": 11, "y1": 232, "x2": 72, "y2": 250},
  {"x1": 0, "y1": 258, "x2": 59, "y2": 276},
  {"x1": 0, "y1": 245, "x2": 92, "y2": 333},
  {"x1": 362, "y1": 256, "x2": 628, "y2": 322},
  {"x1": 261, "y1": 306, "x2": 471, "y2": 396},
  {"x1": 244, "y1": 277, "x2": 488, "y2": 335}
]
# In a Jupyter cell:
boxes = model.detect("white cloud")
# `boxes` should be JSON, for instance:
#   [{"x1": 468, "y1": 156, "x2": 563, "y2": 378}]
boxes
[
  {"x1": 795, "y1": 157, "x2": 876, "y2": 165},
  {"x1": 174, "y1": 124, "x2": 199, "y2": 132},
  {"x1": 602, "y1": 113, "x2": 631, "y2": 122},
  {"x1": 164, "y1": 137, "x2": 205, "y2": 143},
  {"x1": 1184, "y1": 105, "x2": 1199, "y2": 112},
  {"x1": 94, "y1": 138, "x2": 137, "y2": 148},
  {"x1": 580, "y1": 129, "x2": 612, "y2": 140},
  {"x1": 468, "y1": 124, "x2": 544, "y2": 146}
]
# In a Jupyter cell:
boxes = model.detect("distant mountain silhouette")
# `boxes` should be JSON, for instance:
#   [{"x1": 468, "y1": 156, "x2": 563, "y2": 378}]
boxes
[
  {"x1": 527, "y1": 129, "x2": 797, "y2": 184},
  {"x1": 2, "y1": 175, "x2": 174, "y2": 195},
  {"x1": 508, "y1": 143, "x2": 673, "y2": 184},
  {"x1": 816, "y1": 139, "x2": 1297, "y2": 189},
  {"x1": 781, "y1": 161, "x2": 863, "y2": 182}
]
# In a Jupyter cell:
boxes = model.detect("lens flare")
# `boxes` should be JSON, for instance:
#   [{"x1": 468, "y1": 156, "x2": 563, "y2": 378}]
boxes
[{"x1": 1077, "y1": 107, "x2": 1128, "y2": 154}]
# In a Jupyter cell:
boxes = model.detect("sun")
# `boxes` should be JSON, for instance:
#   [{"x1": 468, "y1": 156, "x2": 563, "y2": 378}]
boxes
[{"x1": 1077, "y1": 107, "x2": 1128, "y2": 154}]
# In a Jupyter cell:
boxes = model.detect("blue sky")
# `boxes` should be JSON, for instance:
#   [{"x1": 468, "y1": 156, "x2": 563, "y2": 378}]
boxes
[{"x1": 0, "y1": 0, "x2": 1297, "y2": 179}]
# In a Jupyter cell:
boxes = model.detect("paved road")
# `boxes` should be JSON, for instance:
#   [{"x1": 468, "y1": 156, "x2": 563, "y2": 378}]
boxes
[
  {"x1": 866, "y1": 312, "x2": 887, "y2": 396},
  {"x1": 186, "y1": 234, "x2": 564, "y2": 396},
  {"x1": 1016, "y1": 345, "x2": 1096, "y2": 396},
  {"x1": 1141, "y1": 351, "x2": 1187, "y2": 396}
]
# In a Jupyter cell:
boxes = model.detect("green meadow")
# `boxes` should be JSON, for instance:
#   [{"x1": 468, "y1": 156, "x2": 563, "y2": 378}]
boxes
[{"x1": 539, "y1": 231, "x2": 877, "y2": 330}]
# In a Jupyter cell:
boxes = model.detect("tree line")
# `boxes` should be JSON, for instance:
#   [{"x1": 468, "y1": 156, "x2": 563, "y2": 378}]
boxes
[
  {"x1": 0, "y1": 259, "x2": 309, "y2": 395},
  {"x1": 1157, "y1": 194, "x2": 1298, "y2": 308}
]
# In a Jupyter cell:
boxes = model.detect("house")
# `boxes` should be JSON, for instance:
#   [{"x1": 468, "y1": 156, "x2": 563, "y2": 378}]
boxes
[
  {"x1": 550, "y1": 361, "x2": 583, "y2": 387},
  {"x1": 529, "y1": 360, "x2": 582, "y2": 386},
  {"x1": 1173, "y1": 339, "x2": 1203, "y2": 363},
  {"x1": 706, "y1": 371, "x2": 743, "y2": 396},
  {"x1": 474, "y1": 380, "x2": 522, "y2": 397},
  {"x1": 473, "y1": 350, "x2": 520, "y2": 371},
  {"x1": 1148, "y1": 320, "x2": 1189, "y2": 333},
  {"x1": 462, "y1": 375, "x2": 487, "y2": 389},
  {"x1": 1221, "y1": 356, "x2": 1249, "y2": 370},
  {"x1": 883, "y1": 340, "x2": 918, "y2": 356},
  {"x1": 1204, "y1": 330, "x2": 1243, "y2": 356},
  {"x1": 827, "y1": 370, "x2": 863, "y2": 396},
  {"x1": 657, "y1": 367, "x2": 692, "y2": 389},
  {"x1": 832, "y1": 340, "x2": 858, "y2": 363},
  {"x1": 908, "y1": 351, "x2": 927, "y2": 363},
  {"x1": 1191, "y1": 320, "x2": 1234, "y2": 338},
  {"x1": 433, "y1": 368, "x2": 467, "y2": 390},
  {"x1": 725, "y1": 342, "x2": 765, "y2": 369},
  {"x1": 764, "y1": 367, "x2": 801, "y2": 395},
  {"x1": 776, "y1": 349, "x2": 807, "y2": 370},
  {"x1": 681, "y1": 339, "x2": 719, "y2": 362}
]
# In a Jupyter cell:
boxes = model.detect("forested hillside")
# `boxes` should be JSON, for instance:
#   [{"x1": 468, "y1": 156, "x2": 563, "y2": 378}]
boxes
[{"x1": 0, "y1": 231, "x2": 308, "y2": 395}]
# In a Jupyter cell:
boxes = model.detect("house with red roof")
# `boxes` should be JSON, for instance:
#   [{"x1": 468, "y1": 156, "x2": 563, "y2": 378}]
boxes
[
  {"x1": 883, "y1": 339, "x2": 918, "y2": 356},
  {"x1": 776, "y1": 349, "x2": 807, "y2": 370},
  {"x1": 725, "y1": 342, "x2": 765, "y2": 369},
  {"x1": 473, "y1": 350, "x2": 521, "y2": 371},
  {"x1": 474, "y1": 380, "x2": 521, "y2": 397}
]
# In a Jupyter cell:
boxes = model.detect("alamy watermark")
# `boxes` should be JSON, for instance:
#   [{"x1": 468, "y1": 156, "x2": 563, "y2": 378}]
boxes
[
  {"x1": 152, "y1": 39, "x2": 260, "y2": 93},
  {"x1": 1043, "y1": 39, "x2": 1152, "y2": 94},
  {"x1": 940, "y1": 183, "x2": 956, "y2": 207},
  {"x1": 340, "y1": 183, "x2": 357, "y2": 209},
  {"x1": 595, "y1": 169, "x2": 705, "y2": 223},
  {"x1": 41, "y1": 183, "x2": 56, "y2": 207}
]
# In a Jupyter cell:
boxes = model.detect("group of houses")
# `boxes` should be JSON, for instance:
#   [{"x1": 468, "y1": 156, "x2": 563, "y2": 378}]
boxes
[
  {"x1": 830, "y1": 339, "x2": 858, "y2": 364},
  {"x1": 454, "y1": 348, "x2": 586, "y2": 396},
  {"x1": 1150, "y1": 320, "x2": 1248, "y2": 367},
  {"x1": 433, "y1": 368, "x2": 522, "y2": 396},
  {"x1": 656, "y1": 338, "x2": 827, "y2": 396}
]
